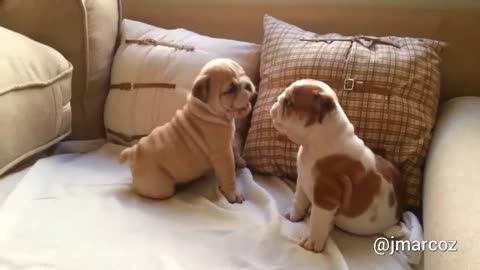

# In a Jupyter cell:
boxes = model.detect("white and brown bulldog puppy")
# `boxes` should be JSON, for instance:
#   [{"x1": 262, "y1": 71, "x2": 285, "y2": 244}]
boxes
[
  {"x1": 270, "y1": 79, "x2": 404, "y2": 252},
  {"x1": 120, "y1": 58, "x2": 255, "y2": 203}
]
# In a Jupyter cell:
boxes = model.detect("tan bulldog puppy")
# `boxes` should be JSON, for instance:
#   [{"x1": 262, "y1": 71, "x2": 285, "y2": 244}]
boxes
[{"x1": 120, "y1": 58, "x2": 255, "y2": 203}]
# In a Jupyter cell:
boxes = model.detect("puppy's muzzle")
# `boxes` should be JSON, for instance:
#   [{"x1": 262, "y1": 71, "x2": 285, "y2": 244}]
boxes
[{"x1": 227, "y1": 89, "x2": 254, "y2": 113}]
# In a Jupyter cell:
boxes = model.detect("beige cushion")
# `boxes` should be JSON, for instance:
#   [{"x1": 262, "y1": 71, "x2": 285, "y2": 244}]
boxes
[
  {"x1": 0, "y1": 0, "x2": 121, "y2": 140},
  {"x1": 243, "y1": 15, "x2": 446, "y2": 209},
  {"x1": 104, "y1": 19, "x2": 260, "y2": 145},
  {"x1": 0, "y1": 27, "x2": 72, "y2": 176},
  {"x1": 423, "y1": 96, "x2": 480, "y2": 270}
]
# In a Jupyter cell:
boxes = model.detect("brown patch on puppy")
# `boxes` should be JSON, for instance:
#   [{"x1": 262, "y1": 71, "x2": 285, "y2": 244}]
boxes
[
  {"x1": 191, "y1": 75, "x2": 210, "y2": 103},
  {"x1": 283, "y1": 85, "x2": 336, "y2": 126},
  {"x1": 375, "y1": 155, "x2": 405, "y2": 219},
  {"x1": 312, "y1": 154, "x2": 381, "y2": 218}
]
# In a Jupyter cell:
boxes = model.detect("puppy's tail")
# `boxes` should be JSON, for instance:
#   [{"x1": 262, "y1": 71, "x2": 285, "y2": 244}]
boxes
[{"x1": 119, "y1": 145, "x2": 136, "y2": 164}]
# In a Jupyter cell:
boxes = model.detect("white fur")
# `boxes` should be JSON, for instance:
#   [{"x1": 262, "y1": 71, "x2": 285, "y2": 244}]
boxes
[{"x1": 270, "y1": 79, "x2": 398, "y2": 252}]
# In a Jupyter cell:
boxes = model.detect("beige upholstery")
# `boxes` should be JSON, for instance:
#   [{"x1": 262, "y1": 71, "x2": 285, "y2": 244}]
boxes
[
  {"x1": 0, "y1": 27, "x2": 72, "y2": 176},
  {"x1": 123, "y1": 0, "x2": 480, "y2": 101},
  {"x1": 423, "y1": 96, "x2": 480, "y2": 270},
  {"x1": 82, "y1": 0, "x2": 122, "y2": 139},
  {"x1": 0, "y1": 0, "x2": 121, "y2": 140}
]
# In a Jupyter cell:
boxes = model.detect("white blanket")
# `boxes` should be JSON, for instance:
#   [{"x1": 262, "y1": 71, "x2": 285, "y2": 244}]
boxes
[{"x1": 0, "y1": 143, "x2": 419, "y2": 270}]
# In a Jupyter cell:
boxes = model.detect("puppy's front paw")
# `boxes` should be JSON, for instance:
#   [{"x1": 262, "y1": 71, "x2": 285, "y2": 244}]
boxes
[
  {"x1": 300, "y1": 236, "x2": 327, "y2": 253},
  {"x1": 221, "y1": 188, "x2": 245, "y2": 204},
  {"x1": 284, "y1": 208, "x2": 306, "y2": 222}
]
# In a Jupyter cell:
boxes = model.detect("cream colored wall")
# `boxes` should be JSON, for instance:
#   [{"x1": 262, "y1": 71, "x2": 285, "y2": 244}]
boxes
[
  {"x1": 158, "y1": 0, "x2": 480, "y2": 8},
  {"x1": 123, "y1": 0, "x2": 480, "y2": 101}
]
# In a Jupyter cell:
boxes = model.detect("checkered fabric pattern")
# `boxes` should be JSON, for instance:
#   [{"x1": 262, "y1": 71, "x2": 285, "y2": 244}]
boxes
[{"x1": 243, "y1": 15, "x2": 446, "y2": 209}]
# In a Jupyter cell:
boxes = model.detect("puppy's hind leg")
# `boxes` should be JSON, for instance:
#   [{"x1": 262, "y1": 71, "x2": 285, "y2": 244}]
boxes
[
  {"x1": 131, "y1": 162, "x2": 176, "y2": 200},
  {"x1": 285, "y1": 182, "x2": 311, "y2": 222}
]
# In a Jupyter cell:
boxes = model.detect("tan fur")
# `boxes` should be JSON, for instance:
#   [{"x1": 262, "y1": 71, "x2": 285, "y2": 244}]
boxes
[
  {"x1": 119, "y1": 147, "x2": 134, "y2": 163},
  {"x1": 120, "y1": 58, "x2": 255, "y2": 203}
]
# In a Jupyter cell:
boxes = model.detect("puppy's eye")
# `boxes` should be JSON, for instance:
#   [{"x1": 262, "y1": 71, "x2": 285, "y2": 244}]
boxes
[
  {"x1": 284, "y1": 99, "x2": 292, "y2": 107},
  {"x1": 228, "y1": 83, "x2": 237, "y2": 94},
  {"x1": 245, "y1": 83, "x2": 252, "y2": 92}
]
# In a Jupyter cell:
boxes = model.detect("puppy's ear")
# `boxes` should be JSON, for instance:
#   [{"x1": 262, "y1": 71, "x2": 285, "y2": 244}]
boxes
[
  {"x1": 191, "y1": 75, "x2": 210, "y2": 103},
  {"x1": 305, "y1": 93, "x2": 336, "y2": 126}
]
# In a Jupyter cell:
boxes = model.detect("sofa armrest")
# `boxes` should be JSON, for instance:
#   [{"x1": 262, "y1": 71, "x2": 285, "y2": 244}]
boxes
[
  {"x1": 0, "y1": 0, "x2": 121, "y2": 140},
  {"x1": 423, "y1": 96, "x2": 480, "y2": 270}
]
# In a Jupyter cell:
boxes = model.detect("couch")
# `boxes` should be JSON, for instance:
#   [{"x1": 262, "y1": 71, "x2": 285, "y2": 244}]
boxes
[{"x1": 1, "y1": 0, "x2": 479, "y2": 269}]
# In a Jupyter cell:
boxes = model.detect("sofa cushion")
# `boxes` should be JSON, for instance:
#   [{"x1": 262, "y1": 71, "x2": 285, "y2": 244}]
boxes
[
  {"x1": 423, "y1": 97, "x2": 480, "y2": 270},
  {"x1": 243, "y1": 15, "x2": 446, "y2": 209},
  {"x1": 0, "y1": 27, "x2": 72, "y2": 176},
  {"x1": 0, "y1": 0, "x2": 121, "y2": 140},
  {"x1": 104, "y1": 19, "x2": 260, "y2": 146}
]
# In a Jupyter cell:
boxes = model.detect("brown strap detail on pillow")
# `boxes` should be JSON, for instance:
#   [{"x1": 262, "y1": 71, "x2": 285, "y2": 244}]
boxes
[
  {"x1": 106, "y1": 128, "x2": 147, "y2": 143},
  {"x1": 311, "y1": 77, "x2": 391, "y2": 96},
  {"x1": 125, "y1": 38, "x2": 195, "y2": 51},
  {"x1": 339, "y1": 78, "x2": 390, "y2": 95},
  {"x1": 110, "y1": 82, "x2": 176, "y2": 91},
  {"x1": 300, "y1": 35, "x2": 400, "y2": 49}
]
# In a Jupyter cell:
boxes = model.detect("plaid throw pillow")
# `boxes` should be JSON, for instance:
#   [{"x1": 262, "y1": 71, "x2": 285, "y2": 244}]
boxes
[{"x1": 244, "y1": 15, "x2": 446, "y2": 210}]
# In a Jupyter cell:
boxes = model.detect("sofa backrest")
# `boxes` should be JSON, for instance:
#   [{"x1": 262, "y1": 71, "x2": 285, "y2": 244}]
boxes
[
  {"x1": 0, "y1": 0, "x2": 121, "y2": 140},
  {"x1": 123, "y1": 0, "x2": 480, "y2": 102}
]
